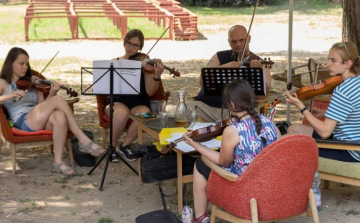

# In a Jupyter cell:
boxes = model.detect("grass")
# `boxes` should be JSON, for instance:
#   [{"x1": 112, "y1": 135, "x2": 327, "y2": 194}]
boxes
[
  {"x1": 343, "y1": 208, "x2": 360, "y2": 216},
  {"x1": 186, "y1": 0, "x2": 341, "y2": 16},
  {"x1": 98, "y1": 217, "x2": 114, "y2": 223},
  {"x1": 20, "y1": 198, "x2": 37, "y2": 207},
  {"x1": 0, "y1": 1, "x2": 342, "y2": 43}
]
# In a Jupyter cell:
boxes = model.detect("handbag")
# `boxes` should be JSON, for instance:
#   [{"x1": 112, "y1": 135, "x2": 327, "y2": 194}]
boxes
[
  {"x1": 135, "y1": 210, "x2": 181, "y2": 223},
  {"x1": 140, "y1": 145, "x2": 196, "y2": 183}
]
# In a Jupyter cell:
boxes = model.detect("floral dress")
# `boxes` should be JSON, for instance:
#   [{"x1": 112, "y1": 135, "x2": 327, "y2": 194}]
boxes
[{"x1": 222, "y1": 115, "x2": 278, "y2": 176}]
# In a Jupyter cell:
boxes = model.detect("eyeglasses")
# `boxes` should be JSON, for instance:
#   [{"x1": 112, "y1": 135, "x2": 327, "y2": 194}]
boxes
[
  {"x1": 337, "y1": 42, "x2": 350, "y2": 58},
  {"x1": 125, "y1": 41, "x2": 140, "y2": 49}
]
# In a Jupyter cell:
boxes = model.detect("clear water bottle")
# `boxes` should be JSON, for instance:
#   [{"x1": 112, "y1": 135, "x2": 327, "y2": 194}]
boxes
[
  {"x1": 312, "y1": 171, "x2": 322, "y2": 212},
  {"x1": 181, "y1": 201, "x2": 193, "y2": 223}
]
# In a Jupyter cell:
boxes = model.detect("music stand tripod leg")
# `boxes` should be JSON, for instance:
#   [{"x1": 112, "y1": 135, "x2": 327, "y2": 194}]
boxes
[{"x1": 87, "y1": 64, "x2": 138, "y2": 191}]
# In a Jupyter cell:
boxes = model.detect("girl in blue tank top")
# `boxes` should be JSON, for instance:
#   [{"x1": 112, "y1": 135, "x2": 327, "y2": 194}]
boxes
[
  {"x1": 0, "y1": 47, "x2": 106, "y2": 176},
  {"x1": 183, "y1": 80, "x2": 279, "y2": 223}
]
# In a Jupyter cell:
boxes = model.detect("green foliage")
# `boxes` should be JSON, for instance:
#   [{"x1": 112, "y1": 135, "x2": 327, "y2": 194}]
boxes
[
  {"x1": 343, "y1": 208, "x2": 360, "y2": 215},
  {"x1": 183, "y1": 0, "x2": 283, "y2": 7},
  {"x1": 98, "y1": 217, "x2": 114, "y2": 223}
]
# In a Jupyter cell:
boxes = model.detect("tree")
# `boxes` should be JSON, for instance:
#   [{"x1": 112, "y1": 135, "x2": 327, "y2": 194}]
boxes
[{"x1": 342, "y1": 0, "x2": 360, "y2": 54}]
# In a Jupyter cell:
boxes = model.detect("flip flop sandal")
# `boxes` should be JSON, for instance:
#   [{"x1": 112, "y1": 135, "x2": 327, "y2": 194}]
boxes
[
  {"x1": 78, "y1": 140, "x2": 105, "y2": 157},
  {"x1": 53, "y1": 162, "x2": 76, "y2": 176}
]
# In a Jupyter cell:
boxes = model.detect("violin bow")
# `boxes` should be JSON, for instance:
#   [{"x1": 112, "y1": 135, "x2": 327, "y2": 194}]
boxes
[
  {"x1": 309, "y1": 62, "x2": 320, "y2": 113},
  {"x1": 18, "y1": 51, "x2": 59, "y2": 101},
  {"x1": 28, "y1": 51, "x2": 59, "y2": 86},
  {"x1": 144, "y1": 26, "x2": 169, "y2": 57},
  {"x1": 238, "y1": 0, "x2": 260, "y2": 62}
]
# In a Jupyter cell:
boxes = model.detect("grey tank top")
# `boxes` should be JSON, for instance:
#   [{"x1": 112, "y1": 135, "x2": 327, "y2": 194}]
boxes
[{"x1": 3, "y1": 82, "x2": 39, "y2": 124}]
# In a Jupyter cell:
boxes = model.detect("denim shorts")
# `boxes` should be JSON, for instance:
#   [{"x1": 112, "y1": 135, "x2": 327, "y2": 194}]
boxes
[
  {"x1": 312, "y1": 130, "x2": 357, "y2": 162},
  {"x1": 14, "y1": 113, "x2": 35, "y2": 132}
]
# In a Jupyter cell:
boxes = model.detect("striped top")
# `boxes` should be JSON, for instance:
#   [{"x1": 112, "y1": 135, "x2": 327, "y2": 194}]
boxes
[{"x1": 325, "y1": 75, "x2": 360, "y2": 161}]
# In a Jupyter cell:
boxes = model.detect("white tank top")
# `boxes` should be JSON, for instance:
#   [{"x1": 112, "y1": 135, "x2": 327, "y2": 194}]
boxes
[{"x1": 3, "y1": 82, "x2": 39, "y2": 124}]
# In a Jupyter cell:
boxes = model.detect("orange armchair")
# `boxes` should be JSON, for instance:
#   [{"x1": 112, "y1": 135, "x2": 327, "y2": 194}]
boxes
[
  {"x1": 202, "y1": 135, "x2": 319, "y2": 223},
  {"x1": 96, "y1": 80, "x2": 169, "y2": 148}
]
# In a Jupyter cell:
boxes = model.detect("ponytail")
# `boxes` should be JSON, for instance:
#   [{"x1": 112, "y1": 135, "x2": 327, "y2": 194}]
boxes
[{"x1": 246, "y1": 106, "x2": 267, "y2": 147}]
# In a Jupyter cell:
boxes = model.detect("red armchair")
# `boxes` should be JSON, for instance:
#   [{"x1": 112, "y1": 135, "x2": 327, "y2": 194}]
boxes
[{"x1": 202, "y1": 135, "x2": 319, "y2": 223}]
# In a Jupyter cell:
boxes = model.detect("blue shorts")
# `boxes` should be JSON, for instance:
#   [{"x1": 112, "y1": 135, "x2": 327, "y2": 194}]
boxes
[
  {"x1": 312, "y1": 130, "x2": 358, "y2": 162},
  {"x1": 14, "y1": 113, "x2": 35, "y2": 132}
]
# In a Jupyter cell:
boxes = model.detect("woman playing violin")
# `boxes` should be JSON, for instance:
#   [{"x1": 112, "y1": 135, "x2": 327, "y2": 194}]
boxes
[
  {"x1": 183, "y1": 80, "x2": 279, "y2": 223},
  {"x1": 285, "y1": 42, "x2": 360, "y2": 162},
  {"x1": 0, "y1": 47, "x2": 106, "y2": 176},
  {"x1": 108, "y1": 29, "x2": 164, "y2": 162}
]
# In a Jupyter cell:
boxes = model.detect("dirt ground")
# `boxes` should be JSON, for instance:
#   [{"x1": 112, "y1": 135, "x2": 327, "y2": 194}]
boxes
[{"x1": 1, "y1": 4, "x2": 360, "y2": 223}]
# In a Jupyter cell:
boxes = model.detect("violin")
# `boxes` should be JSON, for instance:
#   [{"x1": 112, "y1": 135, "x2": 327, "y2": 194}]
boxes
[
  {"x1": 265, "y1": 75, "x2": 344, "y2": 109},
  {"x1": 16, "y1": 70, "x2": 78, "y2": 98},
  {"x1": 160, "y1": 118, "x2": 236, "y2": 154},
  {"x1": 129, "y1": 53, "x2": 180, "y2": 77},
  {"x1": 239, "y1": 57, "x2": 274, "y2": 69}
]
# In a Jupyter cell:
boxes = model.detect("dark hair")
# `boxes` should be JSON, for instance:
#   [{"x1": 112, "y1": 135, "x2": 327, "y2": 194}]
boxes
[
  {"x1": 0, "y1": 47, "x2": 32, "y2": 84},
  {"x1": 123, "y1": 29, "x2": 144, "y2": 51},
  {"x1": 222, "y1": 80, "x2": 267, "y2": 146},
  {"x1": 331, "y1": 41, "x2": 360, "y2": 74}
]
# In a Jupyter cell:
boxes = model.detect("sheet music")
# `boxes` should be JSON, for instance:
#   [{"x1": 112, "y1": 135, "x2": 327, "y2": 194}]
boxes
[{"x1": 93, "y1": 60, "x2": 141, "y2": 95}]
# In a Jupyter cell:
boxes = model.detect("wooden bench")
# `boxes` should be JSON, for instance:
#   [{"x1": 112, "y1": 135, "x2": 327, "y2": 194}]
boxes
[{"x1": 315, "y1": 139, "x2": 360, "y2": 188}]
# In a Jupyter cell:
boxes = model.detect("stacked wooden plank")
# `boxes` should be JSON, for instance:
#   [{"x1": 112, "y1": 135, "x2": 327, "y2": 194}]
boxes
[
  {"x1": 111, "y1": 0, "x2": 174, "y2": 39},
  {"x1": 151, "y1": 0, "x2": 198, "y2": 40}
]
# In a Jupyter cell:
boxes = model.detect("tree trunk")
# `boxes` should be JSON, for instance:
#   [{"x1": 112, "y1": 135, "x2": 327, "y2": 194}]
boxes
[{"x1": 342, "y1": 0, "x2": 360, "y2": 54}]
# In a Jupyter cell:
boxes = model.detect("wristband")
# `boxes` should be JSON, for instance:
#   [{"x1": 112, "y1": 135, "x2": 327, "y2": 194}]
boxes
[
  {"x1": 153, "y1": 76, "x2": 161, "y2": 81},
  {"x1": 300, "y1": 107, "x2": 308, "y2": 114}
]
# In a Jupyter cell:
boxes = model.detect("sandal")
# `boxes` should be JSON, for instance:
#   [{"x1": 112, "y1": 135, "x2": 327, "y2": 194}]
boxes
[
  {"x1": 194, "y1": 213, "x2": 210, "y2": 223},
  {"x1": 53, "y1": 162, "x2": 76, "y2": 176},
  {"x1": 78, "y1": 140, "x2": 105, "y2": 157}
]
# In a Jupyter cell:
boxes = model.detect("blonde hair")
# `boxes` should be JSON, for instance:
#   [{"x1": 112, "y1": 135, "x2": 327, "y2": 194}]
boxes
[{"x1": 331, "y1": 41, "x2": 360, "y2": 74}]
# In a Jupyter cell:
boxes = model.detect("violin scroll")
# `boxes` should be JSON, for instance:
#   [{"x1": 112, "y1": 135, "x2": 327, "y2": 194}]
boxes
[{"x1": 262, "y1": 58, "x2": 274, "y2": 69}]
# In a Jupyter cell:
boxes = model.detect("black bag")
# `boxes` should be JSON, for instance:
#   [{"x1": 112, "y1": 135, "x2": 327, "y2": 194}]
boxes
[
  {"x1": 140, "y1": 145, "x2": 196, "y2": 183},
  {"x1": 71, "y1": 130, "x2": 95, "y2": 167},
  {"x1": 135, "y1": 210, "x2": 181, "y2": 223}
]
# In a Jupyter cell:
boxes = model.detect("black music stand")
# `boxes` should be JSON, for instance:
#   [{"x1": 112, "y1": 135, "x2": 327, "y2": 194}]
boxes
[
  {"x1": 201, "y1": 67, "x2": 266, "y2": 96},
  {"x1": 81, "y1": 63, "x2": 140, "y2": 190}
]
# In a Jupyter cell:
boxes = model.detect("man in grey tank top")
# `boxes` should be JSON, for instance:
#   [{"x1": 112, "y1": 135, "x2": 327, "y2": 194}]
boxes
[{"x1": 187, "y1": 25, "x2": 272, "y2": 122}]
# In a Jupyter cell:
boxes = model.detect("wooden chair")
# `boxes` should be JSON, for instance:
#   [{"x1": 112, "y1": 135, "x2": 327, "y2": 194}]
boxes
[
  {"x1": 272, "y1": 58, "x2": 330, "y2": 88},
  {"x1": 202, "y1": 135, "x2": 319, "y2": 223},
  {"x1": 96, "y1": 80, "x2": 169, "y2": 148},
  {"x1": 0, "y1": 90, "x2": 79, "y2": 175}
]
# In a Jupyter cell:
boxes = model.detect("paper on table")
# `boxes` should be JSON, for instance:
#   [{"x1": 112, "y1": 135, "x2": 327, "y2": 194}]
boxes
[
  {"x1": 93, "y1": 59, "x2": 141, "y2": 95},
  {"x1": 166, "y1": 134, "x2": 221, "y2": 153}
]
